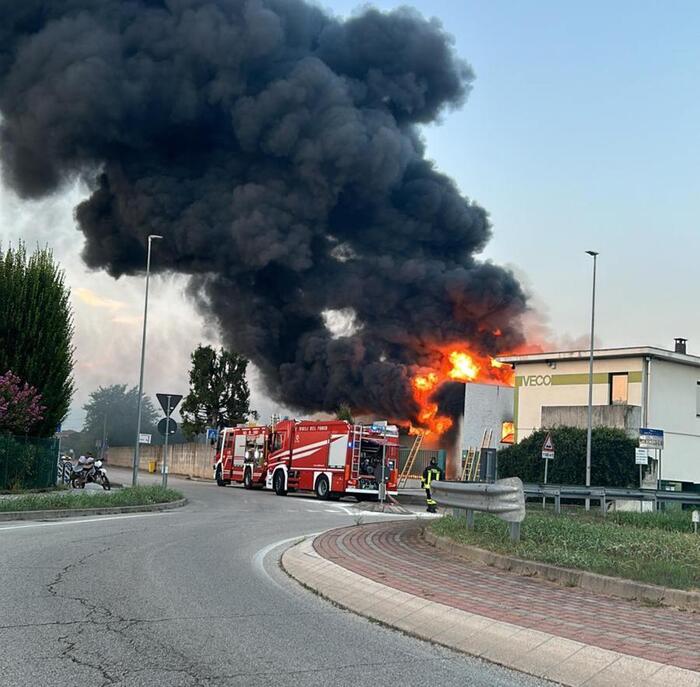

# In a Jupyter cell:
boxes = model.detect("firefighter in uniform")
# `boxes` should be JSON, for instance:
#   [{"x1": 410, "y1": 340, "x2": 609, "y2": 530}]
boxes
[{"x1": 421, "y1": 457, "x2": 443, "y2": 513}]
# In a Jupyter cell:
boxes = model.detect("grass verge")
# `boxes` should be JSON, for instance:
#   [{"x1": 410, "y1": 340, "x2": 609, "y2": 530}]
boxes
[
  {"x1": 431, "y1": 511, "x2": 700, "y2": 591},
  {"x1": 0, "y1": 486, "x2": 183, "y2": 512}
]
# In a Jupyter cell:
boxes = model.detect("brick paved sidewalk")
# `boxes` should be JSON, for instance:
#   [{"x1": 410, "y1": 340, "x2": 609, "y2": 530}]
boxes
[{"x1": 313, "y1": 520, "x2": 700, "y2": 674}]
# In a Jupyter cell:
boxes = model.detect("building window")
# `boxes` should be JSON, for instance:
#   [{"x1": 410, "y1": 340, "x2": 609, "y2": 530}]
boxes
[
  {"x1": 609, "y1": 373, "x2": 628, "y2": 405},
  {"x1": 696, "y1": 382, "x2": 700, "y2": 417}
]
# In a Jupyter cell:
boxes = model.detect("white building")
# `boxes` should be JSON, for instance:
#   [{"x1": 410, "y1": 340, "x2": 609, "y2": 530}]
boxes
[
  {"x1": 458, "y1": 382, "x2": 514, "y2": 476},
  {"x1": 499, "y1": 339, "x2": 700, "y2": 488}
]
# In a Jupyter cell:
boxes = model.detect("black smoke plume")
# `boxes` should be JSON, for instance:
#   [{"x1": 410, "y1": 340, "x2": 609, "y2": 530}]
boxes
[{"x1": 0, "y1": 0, "x2": 527, "y2": 427}]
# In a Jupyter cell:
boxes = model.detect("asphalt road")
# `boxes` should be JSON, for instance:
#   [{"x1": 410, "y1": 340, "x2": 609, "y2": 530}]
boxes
[{"x1": 0, "y1": 469, "x2": 551, "y2": 687}]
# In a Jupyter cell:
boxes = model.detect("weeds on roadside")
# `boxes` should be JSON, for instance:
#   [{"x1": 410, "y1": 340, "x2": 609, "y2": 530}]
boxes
[
  {"x1": 431, "y1": 511, "x2": 700, "y2": 590},
  {"x1": 0, "y1": 485, "x2": 183, "y2": 512}
]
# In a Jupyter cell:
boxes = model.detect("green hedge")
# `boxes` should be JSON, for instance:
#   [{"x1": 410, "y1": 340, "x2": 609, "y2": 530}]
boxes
[
  {"x1": 498, "y1": 426, "x2": 638, "y2": 487},
  {"x1": 0, "y1": 434, "x2": 58, "y2": 490}
]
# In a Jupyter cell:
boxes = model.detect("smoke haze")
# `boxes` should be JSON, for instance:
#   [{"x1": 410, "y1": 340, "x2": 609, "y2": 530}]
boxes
[{"x1": 0, "y1": 0, "x2": 528, "y2": 426}]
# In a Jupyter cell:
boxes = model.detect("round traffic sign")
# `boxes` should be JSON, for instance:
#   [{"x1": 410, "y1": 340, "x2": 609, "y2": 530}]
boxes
[{"x1": 157, "y1": 417, "x2": 177, "y2": 436}]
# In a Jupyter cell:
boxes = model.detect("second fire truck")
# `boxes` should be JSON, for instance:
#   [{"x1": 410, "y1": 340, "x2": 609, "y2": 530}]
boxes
[{"x1": 213, "y1": 419, "x2": 399, "y2": 499}]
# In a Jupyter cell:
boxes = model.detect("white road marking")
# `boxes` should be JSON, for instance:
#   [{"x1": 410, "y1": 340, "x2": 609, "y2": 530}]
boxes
[
  {"x1": 252, "y1": 533, "x2": 322, "y2": 590},
  {"x1": 0, "y1": 512, "x2": 170, "y2": 532}
]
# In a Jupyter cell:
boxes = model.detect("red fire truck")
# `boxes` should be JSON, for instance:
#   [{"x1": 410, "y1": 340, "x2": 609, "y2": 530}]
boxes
[{"x1": 213, "y1": 419, "x2": 399, "y2": 499}]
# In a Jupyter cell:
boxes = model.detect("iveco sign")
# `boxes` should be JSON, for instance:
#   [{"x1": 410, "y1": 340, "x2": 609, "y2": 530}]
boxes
[{"x1": 521, "y1": 375, "x2": 552, "y2": 387}]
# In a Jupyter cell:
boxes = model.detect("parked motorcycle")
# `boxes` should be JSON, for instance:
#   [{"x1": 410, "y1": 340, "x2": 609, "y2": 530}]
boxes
[
  {"x1": 92, "y1": 459, "x2": 111, "y2": 490},
  {"x1": 70, "y1": 457, "x2": 111, "y2": 490}
]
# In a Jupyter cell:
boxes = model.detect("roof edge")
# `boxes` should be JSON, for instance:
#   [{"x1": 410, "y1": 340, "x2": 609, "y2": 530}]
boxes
[{"x1": 497, "y1": 346, "x2": 700, "y2": 368}]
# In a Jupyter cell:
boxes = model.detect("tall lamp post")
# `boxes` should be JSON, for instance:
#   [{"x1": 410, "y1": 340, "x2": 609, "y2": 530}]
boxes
[
  {"x1": 585, "y1": 250, "x2": 599, "y2": 509},
  {"x1": 132, "y1": 234, "x2": 162, "y2": 486}
]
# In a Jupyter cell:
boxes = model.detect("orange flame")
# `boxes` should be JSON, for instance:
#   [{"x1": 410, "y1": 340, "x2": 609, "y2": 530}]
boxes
[
  {"x1": 447, "y1": 351, "x2": 480, "y2": 381},
  {"x1": 407, "y1": 345, "x2": 515, "y2": 436},
  {"x1": 412, "y1": 372, "x2": 439, "y2": 392}
]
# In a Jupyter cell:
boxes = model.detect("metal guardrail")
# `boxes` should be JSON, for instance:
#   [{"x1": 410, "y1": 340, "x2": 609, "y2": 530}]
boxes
[
  {"x1": 522, "y1": 483, "x2": 700, "y2": 514},
  {"x1": 431, "y1": 478, "x2": 525, "y2": 541}
]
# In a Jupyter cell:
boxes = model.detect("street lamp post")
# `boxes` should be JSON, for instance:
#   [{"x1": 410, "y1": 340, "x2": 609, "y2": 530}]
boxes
[
  {"x1": 132, "y1": 234, "x2": 162, "y2": 486},
  {"x1": 585, "y1": 250, "x2": 599, "y2": 510}
]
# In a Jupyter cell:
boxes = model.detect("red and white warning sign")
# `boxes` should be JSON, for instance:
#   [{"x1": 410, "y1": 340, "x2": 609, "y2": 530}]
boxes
[{"x1": 541, "y1": 433, "x2": 555, "y2": 460}]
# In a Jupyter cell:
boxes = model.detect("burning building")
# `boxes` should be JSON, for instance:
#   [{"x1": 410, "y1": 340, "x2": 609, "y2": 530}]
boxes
[{"x1": 0, "y1": 1, "x2": 529, "y2": 435}]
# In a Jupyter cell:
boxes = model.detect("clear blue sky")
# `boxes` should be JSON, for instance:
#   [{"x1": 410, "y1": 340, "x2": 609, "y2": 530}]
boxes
[{"x1": 331, "y1": 0, "x2": 700, "y2": 351}]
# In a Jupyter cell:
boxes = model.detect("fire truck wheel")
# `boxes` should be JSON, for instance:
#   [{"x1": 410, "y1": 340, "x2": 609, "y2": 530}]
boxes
[
  {"x1": 314, "y1": 475, "x2": 330, "y2": 500},
  {"x1": 243, "y1": 469, "x2": 253, "y2": 489},
  {"x1": 273, "y1": 470, "x2": 287, "y2": 496},
  {"x1": 215, "y1": 465, "x2": 226, "y2": 487}
]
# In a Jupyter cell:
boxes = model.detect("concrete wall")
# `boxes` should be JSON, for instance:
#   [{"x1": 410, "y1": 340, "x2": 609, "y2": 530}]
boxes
[
  {"x1": 107, "y1": 442, "x2": 215, "y2": 480},
  {"x1": 541, "y1": 404, "x2": 641, "y2": 437}
]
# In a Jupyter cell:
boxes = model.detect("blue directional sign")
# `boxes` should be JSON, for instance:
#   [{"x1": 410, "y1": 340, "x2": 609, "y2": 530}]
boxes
[
  {"x1": 639, "y1": 427, "x2": 664, "y2": 450},
  {"x1": 206, "y1": 428, "x2": 219, "y2": 442}
]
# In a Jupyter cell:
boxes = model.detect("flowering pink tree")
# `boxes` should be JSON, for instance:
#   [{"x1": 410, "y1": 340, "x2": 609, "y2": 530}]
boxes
[{"x1": 0, "y1": 371, "x2": 45, "y2": 435}]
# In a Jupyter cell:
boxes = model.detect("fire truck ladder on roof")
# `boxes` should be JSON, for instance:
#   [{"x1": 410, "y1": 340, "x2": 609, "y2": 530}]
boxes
[
  {"x1": 466, "y1": 428, "x2": 493, "y2": 481},
  {"x1": 350, "y1": 424, "x2": 363, "y2": 476},
  {"x1": 398, "y1": 433, "x2": 424, "y2": 489}
]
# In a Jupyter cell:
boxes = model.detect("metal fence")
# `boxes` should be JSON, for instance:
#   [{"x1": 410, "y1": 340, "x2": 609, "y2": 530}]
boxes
[
  {"x1": 523, "y1": 483, "x2": 700, "y2": 514},
  {"x1": 398, "y1": 447, "x2": 445, "y2": 478},
  {"x1": 0, "y1": 434, "x2": 59, "y2": 490}
]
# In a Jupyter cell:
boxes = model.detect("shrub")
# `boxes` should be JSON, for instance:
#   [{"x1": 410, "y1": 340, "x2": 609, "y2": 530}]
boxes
[{"x1": 498, "y1": 426, "x2": 638, "y2": 487}]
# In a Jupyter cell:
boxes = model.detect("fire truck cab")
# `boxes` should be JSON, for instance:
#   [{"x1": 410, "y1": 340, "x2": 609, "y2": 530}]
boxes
[{"x1": 214, "y1": 425, "x2": 269, "y2": 489}]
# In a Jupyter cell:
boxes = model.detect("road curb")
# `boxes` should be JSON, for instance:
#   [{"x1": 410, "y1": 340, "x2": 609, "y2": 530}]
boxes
[
  {"x1": 424, "y1": 529, "x2": 700, "y2": 612},
  {"x1": 0, "y1": 497, "x2": 188, "y2": 522},
  {"x1": 396, "y1": 492, "x2": 426, "y2": 506},
  {"x1": 281, "y1": 533, "x2": 699, "y2": 687}
]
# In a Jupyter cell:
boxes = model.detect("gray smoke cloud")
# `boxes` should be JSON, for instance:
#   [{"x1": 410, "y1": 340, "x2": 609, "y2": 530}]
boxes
[{"x1": 0, "y1": 0, "x2": 527, "y2": 427}]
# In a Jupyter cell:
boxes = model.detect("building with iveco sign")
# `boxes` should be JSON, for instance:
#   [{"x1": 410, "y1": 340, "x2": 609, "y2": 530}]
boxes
[{"x1": 498, "y1": 339, "x2": 700, "y2": 489}]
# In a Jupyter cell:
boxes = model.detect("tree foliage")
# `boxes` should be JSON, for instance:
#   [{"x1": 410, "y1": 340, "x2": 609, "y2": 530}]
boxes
[
  {"x1": 82, "y1": 384, "x2": 158, "y2": 449},
  {"x1": 0, "y1": 371, "x2": 45, "y2": 434},
  {"x1": 336, "y1": 403, "x2": 355, "y2": 424},
  {"x1": 0, "y1": 243, "x2": 74, "y2": 436},
  {"x1": 181, "y1": 346, "x2": 254, "y2": 437},
  {"x1": 498, "y1": 427, "x2": 638, "y2": 488}
]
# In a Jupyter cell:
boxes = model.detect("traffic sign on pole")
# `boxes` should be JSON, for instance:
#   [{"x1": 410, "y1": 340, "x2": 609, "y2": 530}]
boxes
[
  {"x1": 541, "y1": 432, "x2": 555, "y2": 497},
  {"x1": 158, "y1": 418, "x2": 177, "y2": 436},
  {"x1": 541, "y1": 433, "x2": 555, "y2": 460},
  {"x1": 157, "y1": 393, "x2": 182, "y2": 416},
  {"x1": 639, "y1": 428, "x2": 664, "y2": 450},
  {"x1": 157, "y1": 393, "x2": 180, "y2": 489}
]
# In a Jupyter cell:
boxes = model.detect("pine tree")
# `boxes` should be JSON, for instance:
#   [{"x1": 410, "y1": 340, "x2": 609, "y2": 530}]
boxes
[
  {"x1": 336, "y1": 403, "x2": 355, "y2": 424},
  {"x1": 0, "y1": 243, "x2": 74, "y2": 436},
  {"x1": 181, "y1": 345, "x2": 254, "y2": 436}
]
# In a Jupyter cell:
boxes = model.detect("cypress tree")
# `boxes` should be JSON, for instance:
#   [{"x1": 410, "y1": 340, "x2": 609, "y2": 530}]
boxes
[{"x1": 0, "y1": 243, "x2": 74, "y2": 436}]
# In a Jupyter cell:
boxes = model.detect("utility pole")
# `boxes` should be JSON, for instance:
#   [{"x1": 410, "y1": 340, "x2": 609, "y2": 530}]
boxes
[
  {"x1": 585, "y1": 250, "x2": 599, "y2": 511},
  {"x1": 100, "y1": 413, "x2": 107, "y2": 462},
  {"x1": 132, "y1": 234, "x2": 162, "y2": 486}
]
